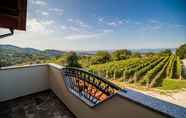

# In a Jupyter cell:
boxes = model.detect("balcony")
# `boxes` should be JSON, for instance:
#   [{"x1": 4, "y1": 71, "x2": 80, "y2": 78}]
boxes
[{"x1": 0, "y1": 64, "x2": 186, "y2": 118}]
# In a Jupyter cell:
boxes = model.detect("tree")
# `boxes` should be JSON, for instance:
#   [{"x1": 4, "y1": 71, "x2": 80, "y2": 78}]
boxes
[
  {"x1": 91, "y1": 51, "x2": 111, "y2": 64},
  {"x1": 159, "y1": 49, "x2": 172, "y2": 56},
  {"x1": 64, "y1": 52, "x2": 81, "y2": 67},
  {"x1": 144, "y1": 52, "x2": 155, "y2": 57},
  {"x1": 176, "y1": 44, "x2": 186, "y2": 59},
  {"x1": 0, "y1": 49, "x2": 12, "y2": 67},
  {"x1": 131, "y1": 52, "x2": 141, "y2": 58},
  {"x1": 78, "y1": 56, "x2": 92, "y2": 68},
  {"x1": 0, "y1": 58, "x2": 10, "y2": 67},
  {"x1": 112, "y1": 49, "x2": 131, "y2": 61}
]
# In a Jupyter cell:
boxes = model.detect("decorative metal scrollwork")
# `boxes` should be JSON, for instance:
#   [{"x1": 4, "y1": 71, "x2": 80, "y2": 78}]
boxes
[{"x1": 62, "y1": 67, "x2": 121, "y2": 107}]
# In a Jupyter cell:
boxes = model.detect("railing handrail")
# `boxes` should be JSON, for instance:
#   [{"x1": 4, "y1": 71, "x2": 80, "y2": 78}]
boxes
[
  {"x1": 62, "y1": 67, "x2": 124, "y2": 106},
  {"x1": 62, "y1": 67, "x2": 122, "y2": 91}
]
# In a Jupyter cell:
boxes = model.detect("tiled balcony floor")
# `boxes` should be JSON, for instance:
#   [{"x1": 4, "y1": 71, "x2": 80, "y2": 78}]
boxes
[{"x1": 0, "y1": 90, "x2": 76, "y2": 118}]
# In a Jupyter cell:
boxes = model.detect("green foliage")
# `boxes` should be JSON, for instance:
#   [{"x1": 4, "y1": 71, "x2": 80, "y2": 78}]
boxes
[
  {"x1": 166, "y1": 55, "x2": 176, "y2": 79},
  {"x1": 89, "y1": 58, "x2": 140, "y2": 77},
  {"x1": 144, "y1": 52, "x2": 155, "y2": 57},
  {"x1": 64, "y1": 52, "x2": 81, "y2": 67},
  {"x1": 0, "y1": 45, "x2": 51, "y2": 67},
  {"x1": 124, "y1": 58, "x2": 156, "y2": 80},
  {"x1": 45, "y1": 56, "x2": 66, "y2": 65},
  {"x1": 175, "y1": 56, "x2": 182, "y2": 79},
  {"x1": 112, "y1": 49, "x2": 132, "y2": 61},
  {"x1": 131, "y1": 52, "x2": 141, "y2": 58},
  {"x1": 0, "y1": 52, "x2": 47, "y2": 67},
  {"x1": 149, "y1": 57, "x2": 170, "y2": 87},
  {"x1": 176, "y1": 43, "x2": 186, "y2": 59},
  {"x1": 159, "y1": 49, "x2": 172, "y2": 56},
  {"x1": 140, "y1": 57, "x2": 169, "y2": 86},
  {"x1": 161, "y1": 79, "x2": 186, "y2": 90},
  {"x1": 135, "y1": 57, "x2": 164, "y2": 79},
  {"x1": 78, "y1": 56, "x2": 92, "y2": 68},
  {"x1": 88, "y1": 57, "x2": 158, "y2": 79},
  {"x1": 0, "y1": 58, "x2": 10, "y2": 67},
  {"x1": 91, "y1": 51, "x2": 111, "y2": 64}
]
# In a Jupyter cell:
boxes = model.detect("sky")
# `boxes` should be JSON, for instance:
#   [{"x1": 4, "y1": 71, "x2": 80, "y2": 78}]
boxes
[{"x1": 0, "y1": 0, "x2": 185, "y2": 51}]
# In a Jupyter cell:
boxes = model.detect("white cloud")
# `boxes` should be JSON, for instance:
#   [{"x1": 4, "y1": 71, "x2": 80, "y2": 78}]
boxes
[
  {"x1": 122, "y1": 19, "x2": 129, "y2": 24},
  {"x1": 107, "y1": 22, "x2": 118, "y2": 27},
  {"x1": 106, "y1": 19, "x2": 127, "y2": 27},
  {"x1": 35, "y1": 8, "x2": 64, "y2": 16},
  {"x1": 60, "y1": 25, "x2": 86, "y2": 32},
  {"x1": 49, "y1": 8, "x2": 64, "y2": 16},
  {"x1": 149, "y1": 19, "x2": 159, "y2": 24},
  {"x1": 31, "y1": 0, "x2": 47, "y2": 6},
  {"x1": 41, "y1": 11, "x2": 49, "y2": 16},
  {"x1": 42, "y1": 20, "x2": 55, "y2": 25},
  {"x1": 35, "y1": 10, "x2": 49, "y2": 16},
  {"x1": 141, "y1": 24, "x2": 161, "y2": 31},
  {"x1": 97, "y1": 17, "x2": 129, "y2": 27},
  {"x1": 68, "y1": 19, "x2": 73, "y2": 22},
  {"x1": 27, "y1": 18, "x2": 45, "y2": 32},
  {"x1": 103, "y1": 29, "x2": 113, "y2": 33},
  {"x1": 69, "y1": 26, "x2": 80, "y2": 32},
  {"x1": 98, "y1": 18, "x2": 104, "y2": 22},
  {"x1": 61, "y1": 25, "x2": 67, "y2": 30},
  {"x1": 64, "y1": 33, "x2": 100, "y2": 40},
  {"x1": 27, "y1": 18, "x2": 56, "y2": 33},
  {"x1": 63, "y1": 28, "x2": 113, "y2": 40},
  {"x1": 67, "y1": 19, "x2": 89, "y2": 28},
  {"x1": 49, "y1": 8, "x2": 63, "y2": 12},
  {"x1": 151, "y1": 25, "x2": 161, "y2": 30},
  {"x1": 118, "y1": 20, "x2": 124, "y2": 24},
  {"x1": 135, "y1": 22, "x2": 141, "y2": 25},
  {"x1": 139, "y1": 20, "x2": 163, "y2": 31},
  {"x1": 79, "y1": 21, "x2": 89, "y2": 28}
]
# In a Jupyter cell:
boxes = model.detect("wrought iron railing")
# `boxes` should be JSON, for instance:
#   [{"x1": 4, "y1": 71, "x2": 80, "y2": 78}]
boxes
[{"x1": 62, "y1": 67, "x2": 121, "y2": 107}]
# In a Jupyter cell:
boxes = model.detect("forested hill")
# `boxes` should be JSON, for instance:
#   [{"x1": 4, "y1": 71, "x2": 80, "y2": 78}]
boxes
[
  {"x1": 0, "y1": 45, "x2": 65, "y2": 56},
  {"x1": 0, "y1": 45, "x2": 65, "y2": 66}
]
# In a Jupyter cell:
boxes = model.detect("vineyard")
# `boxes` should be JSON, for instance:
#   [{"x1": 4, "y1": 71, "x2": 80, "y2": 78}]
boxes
[{"x1": 88, "y1": 55, "x2": 184, "y2": 88}]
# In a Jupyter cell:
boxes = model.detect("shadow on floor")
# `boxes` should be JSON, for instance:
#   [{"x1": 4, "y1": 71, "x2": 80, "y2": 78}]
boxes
[{"x1": 0, "y1": 90, "x2": 76, "y2": 118}]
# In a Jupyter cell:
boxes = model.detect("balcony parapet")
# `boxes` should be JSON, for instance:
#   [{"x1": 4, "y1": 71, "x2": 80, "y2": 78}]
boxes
[
  {"x1": 118, "y1": 89, "x2": 186, "y2": 118},
  {"x1": 0, "y1": 64, "x2": 47, "y2": 70}
]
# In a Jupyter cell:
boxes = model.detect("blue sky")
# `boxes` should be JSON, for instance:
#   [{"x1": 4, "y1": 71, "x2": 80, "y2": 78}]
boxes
[{"x1": 0, "y1": 0, "x2": 185, "y2": 51}]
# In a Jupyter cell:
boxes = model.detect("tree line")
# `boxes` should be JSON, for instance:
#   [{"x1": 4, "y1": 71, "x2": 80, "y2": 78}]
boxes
[{"x1": 0, "y1": 43, "x2": 186, "y2": 68}]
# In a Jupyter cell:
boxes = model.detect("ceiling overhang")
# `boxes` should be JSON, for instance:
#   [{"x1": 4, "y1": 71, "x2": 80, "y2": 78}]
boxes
[{"x1": 0, "y1": 0, "x2": 27, "y2": 30}]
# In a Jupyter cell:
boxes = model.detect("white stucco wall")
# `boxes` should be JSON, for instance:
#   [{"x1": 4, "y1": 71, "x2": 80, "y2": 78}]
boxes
[{"x1": 0, "y1": 64, "x2": 49, "y2": 101}]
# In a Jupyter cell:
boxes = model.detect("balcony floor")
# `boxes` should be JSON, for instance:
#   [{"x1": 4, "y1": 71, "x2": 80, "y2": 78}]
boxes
[{"x1": 0, "y1": 90, "x2": 76, "y2": 118}]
